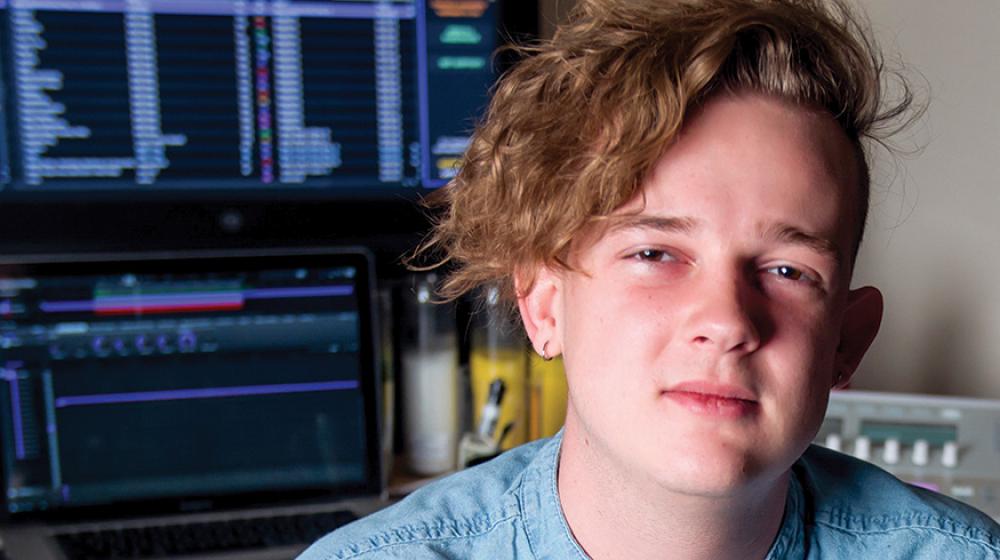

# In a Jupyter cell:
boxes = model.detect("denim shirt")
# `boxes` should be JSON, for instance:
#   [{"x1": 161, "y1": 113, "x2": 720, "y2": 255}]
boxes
[{"x1": 298, "y1": 433, "x2": 1000, "y2": 559}]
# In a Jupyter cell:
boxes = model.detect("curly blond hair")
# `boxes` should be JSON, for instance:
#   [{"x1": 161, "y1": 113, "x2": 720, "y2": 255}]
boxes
[{"x1": 414, "y1": 0, "x2": 915, "y2": 317}]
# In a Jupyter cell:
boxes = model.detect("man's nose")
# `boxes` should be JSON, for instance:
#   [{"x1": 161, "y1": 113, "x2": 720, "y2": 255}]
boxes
[{"x1": 683, "y1": 271, "x2": 762, "y2": 355}]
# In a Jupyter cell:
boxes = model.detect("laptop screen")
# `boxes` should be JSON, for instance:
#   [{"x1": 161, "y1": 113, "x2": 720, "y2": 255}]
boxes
[{"x1": 0, "y1": 249, "x2": 381, "y2": 518}]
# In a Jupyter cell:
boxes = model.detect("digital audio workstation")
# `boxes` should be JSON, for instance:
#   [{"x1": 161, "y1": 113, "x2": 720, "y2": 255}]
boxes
[
  {"x1": 0, "y1": 250, "x2": 381, "y2": 516},
  {"x1": 0, "y1": 0, "x2": 499, "y2": 193}
]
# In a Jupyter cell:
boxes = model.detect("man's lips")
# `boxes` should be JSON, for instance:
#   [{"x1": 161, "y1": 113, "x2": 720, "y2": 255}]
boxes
[
  {"x1": 665, "y1": 381, "x2": 758, "y2": 401},
  {"x1": 661, "y1": 381, "x2": 759, "y2": 417}
]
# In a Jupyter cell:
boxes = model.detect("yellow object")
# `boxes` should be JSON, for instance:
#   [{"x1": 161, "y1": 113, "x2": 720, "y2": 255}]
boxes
[
  {"x1": 470, "y1": 347, "x2": 527, "y2": 450},
  {"x1": 436, "y1": 157, "x2": 461, "y2": 170},
  {"x1": 528, "y1": 353, "x2": 568, "y2": 440}
]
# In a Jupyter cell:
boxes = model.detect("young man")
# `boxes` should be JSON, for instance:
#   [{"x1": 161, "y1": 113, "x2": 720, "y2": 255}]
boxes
[{"x1": 299, "y1": 0, "x2": 1000, "y2": 558}]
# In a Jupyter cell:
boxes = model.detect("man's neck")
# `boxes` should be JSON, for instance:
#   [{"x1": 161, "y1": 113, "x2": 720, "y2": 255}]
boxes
[{"x1": 557, "y1": 422, "x2": 790, "y2": 560}]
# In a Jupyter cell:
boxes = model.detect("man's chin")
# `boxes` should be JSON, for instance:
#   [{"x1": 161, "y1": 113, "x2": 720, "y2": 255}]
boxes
[{"x1": 641, "y1": 447, "x2": 778, "y2": 498}]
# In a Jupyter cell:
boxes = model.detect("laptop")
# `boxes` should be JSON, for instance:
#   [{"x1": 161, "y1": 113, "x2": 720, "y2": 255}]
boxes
[{"x1": 0, "y1": 248, "x2": 388, "y2": 559}]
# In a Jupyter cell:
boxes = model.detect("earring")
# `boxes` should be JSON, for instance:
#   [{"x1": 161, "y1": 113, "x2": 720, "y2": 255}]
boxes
[{"x1": 541, "y1": 341, "x2": 553, "y2": 361}]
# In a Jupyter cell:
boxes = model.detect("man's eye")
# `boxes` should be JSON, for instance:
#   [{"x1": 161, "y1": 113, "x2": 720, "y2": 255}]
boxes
[
  {"x1": 633, "y1": 249, "x2": 674, "y2": 262},
  {"x1": 767, "y1": 265, "x2": 809, "y2": 282}
]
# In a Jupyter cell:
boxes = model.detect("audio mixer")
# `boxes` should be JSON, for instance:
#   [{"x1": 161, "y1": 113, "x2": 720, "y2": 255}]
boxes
[{"x1": 816, "y1": 390, "x2": 1000, "y2": 521}]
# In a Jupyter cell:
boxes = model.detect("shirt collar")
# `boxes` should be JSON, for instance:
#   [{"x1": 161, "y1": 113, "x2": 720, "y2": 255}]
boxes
[
  {"x1": 519, "y1": 431, "x2": 807, "y2": 559},
  {"x1": 765, "y1": 466, "x2": 807, "y2": 559},
  {"x1": 520, "y1": 431, "x2": 590, "y2": 559}
]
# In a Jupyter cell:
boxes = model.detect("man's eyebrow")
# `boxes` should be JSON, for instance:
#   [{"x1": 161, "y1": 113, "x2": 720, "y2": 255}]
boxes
[
  {"x1": 607, "y1": 215, "x2": 699, "y2": 234},
  {"x1": 765, "y1": 224, "x2": 843, "y2": 264}
]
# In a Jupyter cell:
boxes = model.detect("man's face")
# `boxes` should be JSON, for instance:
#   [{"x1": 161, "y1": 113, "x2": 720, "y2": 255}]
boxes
[{"x1": 544, "y1": 94, "x2": 879, "y2": 496}]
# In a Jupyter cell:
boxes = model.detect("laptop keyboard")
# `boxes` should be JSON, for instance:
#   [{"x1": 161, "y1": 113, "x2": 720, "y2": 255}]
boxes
[{"x1": 55, "y1": 510, "x2": 358, "y2": 559}]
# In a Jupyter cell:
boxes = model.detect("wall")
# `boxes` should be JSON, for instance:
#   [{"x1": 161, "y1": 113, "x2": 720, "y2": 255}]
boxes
[
  {"x1": 536, "y1": 0, "x2": 1000, "y2": 398},
  {"x1": 850, "y1": 0, "x2": 1000, "y2": 398}
]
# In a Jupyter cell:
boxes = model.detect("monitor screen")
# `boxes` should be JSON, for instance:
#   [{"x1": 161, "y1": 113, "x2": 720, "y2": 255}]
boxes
[
  {"x1": 0, "y1": 0, "x2": 503, "y2": 195},
  {"x1": 0, "y1": 249, "x2": 382, "y2": 516}
]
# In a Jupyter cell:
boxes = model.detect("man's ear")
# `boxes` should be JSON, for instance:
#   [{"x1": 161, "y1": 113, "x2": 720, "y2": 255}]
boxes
[
  {"x1": 516, "y1": 265, "x2": 563, "y2": 359},
  {"x1": 834, "y1": 286, "x2": 884, "y2": 388}
]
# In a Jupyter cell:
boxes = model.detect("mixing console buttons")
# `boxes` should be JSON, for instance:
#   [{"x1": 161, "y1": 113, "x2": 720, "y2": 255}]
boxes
[
  {"x1": 821, "y1": 390, "x2": 1000, "y2": 521},
  {"x1": 911, "y1": 439, "x2": 929, "y2": 466},
  {"x1": 853, "y1": 436, "x2": 871, "y2": 461},
  {"x1": 883, "y1": 438, "x2": 900, "y2": 465},
  {"x1": 941, "y1": 441, "x2": 959, "y2": 468}
]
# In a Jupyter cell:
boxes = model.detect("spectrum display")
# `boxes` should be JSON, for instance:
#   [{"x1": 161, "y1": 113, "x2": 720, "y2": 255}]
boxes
[{"x1": 0, "y1": 0, "x2": 499, "y2": 192}]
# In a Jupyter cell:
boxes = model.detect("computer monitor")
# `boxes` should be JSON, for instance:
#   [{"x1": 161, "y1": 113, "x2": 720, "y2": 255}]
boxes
[
  {"x1": 0, "y1": 248, "x2": 382, "y2": 517},
  {"x1": 0, "y1": 0, "x2": 537, "y2": 259}
]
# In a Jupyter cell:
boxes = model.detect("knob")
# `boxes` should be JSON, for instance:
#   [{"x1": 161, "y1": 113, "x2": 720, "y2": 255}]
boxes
[
  {"x1": 853, "y1": 436, "x2": 871, "y2": 461},
  {"x1": 912, "y1": 439, "x2": 929, "y2": 466},
  {"x1": 91, "y1": 336, "x2": 111, "y2": 357},
  {"x1": 178, "y1": 331, "x2": 198, "y2": 353},
  {"x1": 156, "y1": 334, "x2": 174, "y2": 354},
  {"x1": 824, "y1": 433, "x2": 842, "y2": 452},
  {"x1": 941, "y1": 441, "x2": 959, "y2": 468},
  {"x1": 135, "y1": 334, "x2": 154, "y2": 355},
  {"x1": 882, "y1": 438, "x2": 900, "y2": 465}
]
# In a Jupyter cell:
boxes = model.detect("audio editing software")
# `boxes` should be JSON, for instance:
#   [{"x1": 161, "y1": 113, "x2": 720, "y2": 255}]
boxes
[
  {"x1": 0, "y1": 0, "x2": 497, "y2": 191},
  {"x1": 0, "y1": 263, "x2": 369, "y2": 513}
]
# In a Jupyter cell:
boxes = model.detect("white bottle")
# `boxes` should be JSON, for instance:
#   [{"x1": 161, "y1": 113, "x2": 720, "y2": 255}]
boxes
[{"x1": 401, "y1": 274, "x2": 459, "y2": 475}]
